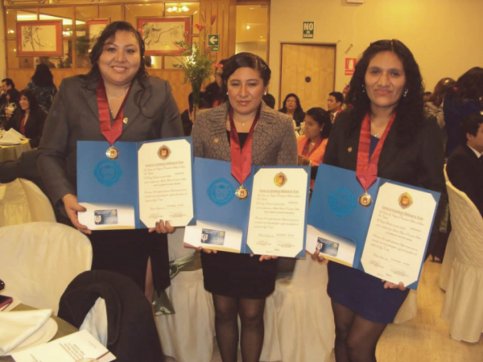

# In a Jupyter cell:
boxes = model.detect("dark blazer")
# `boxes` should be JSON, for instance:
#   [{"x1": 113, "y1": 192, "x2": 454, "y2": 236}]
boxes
[
  {"x1": 59, "y1": 270, "x2": 163, "y2": 362},
  {"x1": 447, "y1": 144, "x2": 483, "y2": 216},
  {"x1": 324, "y1": 110, "x2": 445, "y2": 192},
  {"x1": 6, "y1": 108, "x2": 46, "y2": 147},
  {"x1": 38, "y1": 74, "x2": 183, "y2": 206},
  {"x1": 192, "y1": 102, "x2": 297, "y2": 166}
]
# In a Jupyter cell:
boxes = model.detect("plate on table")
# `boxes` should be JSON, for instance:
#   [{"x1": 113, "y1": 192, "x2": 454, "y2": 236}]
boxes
[{"x1": 10, "y1": 318, "x2": 58, "y2": 353}]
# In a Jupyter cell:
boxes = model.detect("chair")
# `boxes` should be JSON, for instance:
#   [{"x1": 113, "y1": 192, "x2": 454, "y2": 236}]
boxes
[
  {"x1": 441, "y1": 179, "x2": 483, "y2": 342},
  {"x1": 0, "y1": 222, "x2": 92, "y2": 314},
  {"x1": 439, "y1": 165, "x2": 456, "y2": 291},
  {"x1": 58, "y1": 270, "x2": 163, "y2": 362},
  {"x1": 155, "y1": 228, "x2": 215, "y2": 362},
  {"x1": 263, "y1": 255, "x2": 335, "y2": 362},
  {"x1": 0, "y1": 178, "x2": 55, "y2": 226}
]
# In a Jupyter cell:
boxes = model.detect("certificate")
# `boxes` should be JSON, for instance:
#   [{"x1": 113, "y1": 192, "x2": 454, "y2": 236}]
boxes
[
  {"x1": 77, "y1": 138, "x2": 194, "y2": 230},
  {"x1": 307, "y1": 164, "x2": 440, "y2": 289},
  {"x1": 184, "y1": 157, "x2": 309, "y2": 257}
]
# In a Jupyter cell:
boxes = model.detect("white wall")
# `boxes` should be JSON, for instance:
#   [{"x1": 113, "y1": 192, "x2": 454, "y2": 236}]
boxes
[{"x1": 270, "y1": 0, "x2": 483, "y2": 105}]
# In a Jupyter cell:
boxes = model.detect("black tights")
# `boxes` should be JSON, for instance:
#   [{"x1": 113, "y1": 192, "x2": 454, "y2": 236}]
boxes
[
  {"x1": 212, "y1": 294, "x2": 266, "y2": 362},
  {"x1": 332, "y1": 301, "x2": 387, "y2": 362}
]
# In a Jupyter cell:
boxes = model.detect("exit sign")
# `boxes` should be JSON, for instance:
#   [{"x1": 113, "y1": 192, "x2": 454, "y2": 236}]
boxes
[{"x1": 303, "y1": 21, "x2": 314, "y2": 39}]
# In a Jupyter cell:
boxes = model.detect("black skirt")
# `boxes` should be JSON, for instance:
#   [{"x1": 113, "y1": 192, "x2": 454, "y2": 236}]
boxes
[
  {"x1": 89, "y1": 229, "x2": 170, "y2": 292},
  {"x1": 201, "y1": 252, "x2": 277, "y2": 299}
]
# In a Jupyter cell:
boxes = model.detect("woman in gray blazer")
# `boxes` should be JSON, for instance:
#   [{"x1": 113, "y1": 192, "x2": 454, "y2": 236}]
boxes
[
  {"x1": 38, "y1": 22, "x2": 183, "y2": 300},
  {"x1": 192, "y1": 52, "x2": 297, "y2": 362}
]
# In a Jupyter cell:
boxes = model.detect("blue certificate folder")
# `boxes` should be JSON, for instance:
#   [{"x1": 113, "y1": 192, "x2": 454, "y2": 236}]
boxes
[
  {"x1": 77, "y1": 138, "x2": 193, "y2": 229},
  {"x1": 308, "y1": 164, "x2": 440, "y2": 289},
  {"x1": 192, "y1": 157, "x2": 309, "y2": 257}
]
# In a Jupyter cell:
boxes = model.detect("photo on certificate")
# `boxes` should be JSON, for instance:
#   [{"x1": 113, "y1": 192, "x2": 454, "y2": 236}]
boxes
[
  {"x1": 184, "y1": 220, "x2": 243, "y2": 252},
  {"x1": 306, "y1": 224, "x2": 355, "y2": 266},
  {"x1": 78, "y1": 203, "x2": 135, "y2": 230}
]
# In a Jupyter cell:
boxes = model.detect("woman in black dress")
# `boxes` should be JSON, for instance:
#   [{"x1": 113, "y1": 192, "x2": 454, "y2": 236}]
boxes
[
  {"x1": 320, "y1": 40, "x2": 444, "y2": 361},
  {"x1": 191, "y1": 52, "x2": 297, "y2": 362}
]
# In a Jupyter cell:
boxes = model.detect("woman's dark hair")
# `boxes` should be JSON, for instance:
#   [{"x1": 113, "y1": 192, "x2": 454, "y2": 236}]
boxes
[
  {"x1": 452, "y1": 67, "x2": 483, "y2": 101},
  {"x1": 346, "y1": 39, "x2": 424, "y2": 145},
  {"x1": 429, "y1": 77, "x2": 456, "y2": 107},
  {"x1": 305, "y1": 107, "x2": 332, "y2": 139},
  {"x1": 280, "y1": 93, "x2": 303, "y2": 113},
  {"x1": 19, "y1": 88, "x2": 41, "y2": 113},
  {"x1": 221, "y1": 52, "x2": 271, "y2": 93},
  {"x1": 6, "y1": 89, "x2": 19, "y2": 103},
  {"x1": 88, "y1": 21, "x2": 147, "y2": 81},
  {"x1": 31, "y1": 63, "x2": 55, "y2": 88}
]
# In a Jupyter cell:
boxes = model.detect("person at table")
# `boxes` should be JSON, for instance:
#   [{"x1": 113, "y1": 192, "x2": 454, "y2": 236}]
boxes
[
  {"x1": 4, "y1": 89, "x2": 46, "y2": 147},
  {"x1": 446, "y1": 111, "x2": 483, "y2": 216},
  {"x1": 279, "y1": 92, "x2": 305, "y2": 127},
  {"x1": 27, "y1": 63, "x2": 58, "y2": 112},
  {"x1": 297, "y1": 107, "x2": 332, "y2": 167},
  {"x1": 0, "y1": 88, "x2": 20, "y2": 127},
  {"x1": 320, "y1": 39, "x2": 444, "y2": 362},
  {"x1": 38, "y1": 21, "x2": 183, "y2": 300},
  {"x1": 191, "y1": 52, "x2": 297, "y2": 362}
]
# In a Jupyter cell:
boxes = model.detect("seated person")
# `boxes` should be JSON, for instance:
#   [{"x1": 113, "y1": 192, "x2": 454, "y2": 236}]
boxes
[
  {"x1": 446, "y1": 111, "x2": 483, "y2": 216},
  {"x1": 279, "y1": 93, "x2": 305, "y2": 127},
  {"x1": 4, "y1": 89, "x2": 46, "y2": 147},
  {"x1": 297, "y1": 107, "x2": 332, "y2": 186}
]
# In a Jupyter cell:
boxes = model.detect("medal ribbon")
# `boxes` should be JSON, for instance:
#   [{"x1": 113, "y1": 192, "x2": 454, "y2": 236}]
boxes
[
  {"x1": 96, "y1": 79, "x2": 131, "y2": 145},
  {"x1": 228, "y1": 106, "x2": 261, "y2": 186},
  {"x1": 356, "y1": 113, "x2": 396, "y2": 191}
]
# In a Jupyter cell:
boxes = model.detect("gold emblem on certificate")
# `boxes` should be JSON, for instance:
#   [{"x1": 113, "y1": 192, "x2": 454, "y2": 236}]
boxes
[
  {"x1": 274, "y1": 172, "x2": 287, "y2": 187},
  {"x1": 399, "y1": 192, "x2": 413, "y2": 209},
  {"x1": 105, "y1": 146, "x2": 119, "y2": 159},
  {"x1": 158, "y1": 145, "x2": 170, "y2": 160},
  {"x1": 359, "y1": 192, "x2": 372, "y2": 207},
  {"x1": 235, "y1": 185, "x2": 248, "y2": 199}
]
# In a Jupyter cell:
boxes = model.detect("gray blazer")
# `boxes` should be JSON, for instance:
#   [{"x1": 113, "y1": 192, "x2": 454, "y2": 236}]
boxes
[
  {"x1": 38, "y1": 75, "x2": 183, "y2": 206},
  {"x1": 192, "y1": 102, "x2": 297, "y2": 166}
]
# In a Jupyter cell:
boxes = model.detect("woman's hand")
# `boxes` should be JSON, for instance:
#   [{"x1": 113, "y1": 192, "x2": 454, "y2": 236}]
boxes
[
  {"x1": 200, "y1": 247, "x2": 218, "y2": 254},
  {"x1": 62, "y1": 193, "x2": 90, "y2": 234},
  {"x1": 149, "y1": 220, "x2": 175, "y2": 234},
  {"x1": 258, "y1": 255, "x2": 278, "y2": 262},
  {"x1": 383, "y1": 281, "x2": 406, "y2": 291},
  {"x1": 310, "y1": 248, "x2": 327, "y2": 263}
]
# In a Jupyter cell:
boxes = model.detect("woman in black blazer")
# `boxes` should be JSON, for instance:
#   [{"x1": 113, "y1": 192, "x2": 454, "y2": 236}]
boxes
[
  {"x1": 6, "y1": 89, "x2": 46, "y2": 147},
  {"x1": 319, "y1": 40, "x2": 444, "y2": 362}
]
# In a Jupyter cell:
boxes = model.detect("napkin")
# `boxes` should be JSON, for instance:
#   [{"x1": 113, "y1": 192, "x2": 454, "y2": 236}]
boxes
[
  {"x1": 0, "y1": 128, "x2": 24, "y2": 145},
  {"x1": 0, "y1": 309, "x2": 52, "y2": 356}
]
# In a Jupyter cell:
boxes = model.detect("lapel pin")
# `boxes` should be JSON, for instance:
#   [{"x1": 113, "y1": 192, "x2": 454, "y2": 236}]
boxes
[
  {"x1": 213, "y1": 137, "x2": 219, "y2": 144},
  {"x1": 347, "y1": 146, "x2": 353, "y2": 153},
  {"x1": 123, "y1": 117, "x2": 128, "y2": 125}
]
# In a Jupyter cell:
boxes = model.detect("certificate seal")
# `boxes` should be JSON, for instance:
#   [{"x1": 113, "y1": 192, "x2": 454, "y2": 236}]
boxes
[
  {"x1": 398, "y1": 192, "x2": 413, "y2": 209},
  {"x1": 105, "y1": 146, "x2": 119, "y2": 159},
  {"x1": 94, "y1": 160, "x2": 122, "y2": 187},
  {"x1": 208, "y1": 178, "x2": 235, "y2": 206},
  {"x1": 274, "y1": 172, "x2": 287, "y2": 187},
  {"x1": 158, "y1": 145, "x2": 170, "y2": 160},
  {"x1": 359, "y1": 192, "x2": 372, "y2": 207}
]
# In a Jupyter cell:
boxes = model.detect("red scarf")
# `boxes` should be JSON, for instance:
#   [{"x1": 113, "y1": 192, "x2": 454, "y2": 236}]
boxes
[
  {"x1": 228, "y1": 107, "x2": 261, "y2": 186},
  {"x1": 96, "y1": 79, "x2": 131, "y2": 145},
  {"x1": 356, "y1": 113, "x2": 395, "y2": 191}
]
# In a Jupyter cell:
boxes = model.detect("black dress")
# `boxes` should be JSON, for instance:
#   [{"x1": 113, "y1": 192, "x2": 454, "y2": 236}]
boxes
[{"x1": 200, "y1": 132, "x2": 278, "y2": 299}]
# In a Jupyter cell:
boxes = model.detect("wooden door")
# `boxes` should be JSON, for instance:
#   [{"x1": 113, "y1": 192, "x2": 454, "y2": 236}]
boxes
[{"x1": 280, "y1": 43, "x2": 336, "y2": 111}]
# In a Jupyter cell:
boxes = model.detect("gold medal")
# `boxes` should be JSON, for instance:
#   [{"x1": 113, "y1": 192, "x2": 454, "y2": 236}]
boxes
[
  {"x1": 359, "y1": 192, "x2": 372, "y2": 207},
  {"x1": 235, "y1": 185, "x2": 248, "y2": 199},
  {"x1": 106, "y1": 146, "x2": 119, "y2": 159}
]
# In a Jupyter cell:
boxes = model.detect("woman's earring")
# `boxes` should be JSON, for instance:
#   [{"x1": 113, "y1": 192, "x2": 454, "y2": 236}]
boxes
[
  {"x1": 403, "y1": 88, "x2": 408, "y2": 98},
  {"x1": 361, "y1": 84, "x2": 366, "y2": 93}
]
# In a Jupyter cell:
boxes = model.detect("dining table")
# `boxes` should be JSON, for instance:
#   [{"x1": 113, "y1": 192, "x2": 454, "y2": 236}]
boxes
[{"x1": 0, "y1": 139, "x2": 31, "y2": 162}]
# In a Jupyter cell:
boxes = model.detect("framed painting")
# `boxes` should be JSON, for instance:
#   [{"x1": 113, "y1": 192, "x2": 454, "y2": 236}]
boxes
[
  {"x1": 87, "y1": 19, "x2": 110, "y2": 47},
  {"x1": 16, "y1": 20, "x2": 63, "y2": 57},
  {"x1": 137, "y1": 17, "x2": 192, "y2": 56}
]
